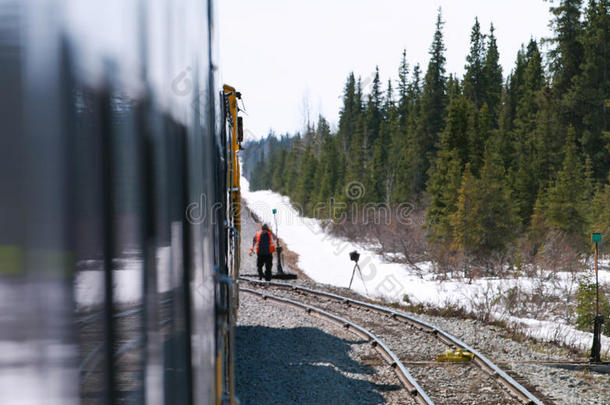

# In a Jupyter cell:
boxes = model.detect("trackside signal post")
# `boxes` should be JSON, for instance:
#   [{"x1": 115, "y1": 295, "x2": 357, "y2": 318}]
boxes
[
  {"x1": 272, "y1": 208, "x2": 285, "y2": 275},
  {"x1": 590, "y1": 233, "x2": 603, "y2": 363}
]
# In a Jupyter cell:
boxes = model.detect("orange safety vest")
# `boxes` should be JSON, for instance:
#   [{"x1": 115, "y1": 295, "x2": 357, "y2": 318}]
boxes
[{"x1": 253, "y1": 230, "x2": 276, "y2": 255}]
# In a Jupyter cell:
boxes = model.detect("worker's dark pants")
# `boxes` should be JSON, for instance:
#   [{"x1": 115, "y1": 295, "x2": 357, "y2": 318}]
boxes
[{"x1": 256, "y1": 254, "x2": 273, "y2": 281}]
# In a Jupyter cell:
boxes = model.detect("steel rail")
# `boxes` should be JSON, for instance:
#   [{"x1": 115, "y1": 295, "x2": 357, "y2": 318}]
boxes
[
  {"x1": 240, "y1": 286, "x2": 435, "y2": 405},
  {"x1": 77, "y1": 297, "x2": 174, "y2": 325},
  {"x1": 240, "y1": 278, "x2": 544, "y2": 405}
]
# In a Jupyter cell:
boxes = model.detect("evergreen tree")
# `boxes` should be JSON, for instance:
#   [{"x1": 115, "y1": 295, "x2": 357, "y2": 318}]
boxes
[
  {"x1": 409, "y1": 64, "x2": 423, "y2": 103},
  {"x1": 512, "y1": 135, "x2": 539, "y2": 226},
  {"x1": 498, "y1": 47, "x2": 528, "y2": 137},
  {"x1": 250, "y1": 151, "x2": 266, "y2": 190},
  {"x1": 345, "y1": 112, "x2": 367, "y2": 192},
  {"x1": 483, "y1": 24, "x2": 503, "y2": 126},
  {"x1": 315, "y1": 115, "x2": 331, "y2": 152},
  {"x1": 446, "y1": 74, "x2": 462, "y2": 100},
  {"x1": 294, "y1": 143, "x2": 318, "y2": 213},
  {"x1": 416, "y1": 8, "x2": 448, "y2": 192},
  {"x1": 512, "y1": 40, "x2": 546, "y2": 224},
  {"x1": 365, "y1": 66, "x2": 384, "y2": 150},
  {"x1": 392, "y1": 65, "x2": 423, "y2": 201},
  {"x1": 397, "y1": 49, "x2": 410, "y2": 125},
  {"x1": 451, "y1": 153, "x2": 517, "y2": 262},
  {"x1": 463, "y1": 17, "x2": 487, "y2": 108},
  {"x1": 338, "y1": 73, "x2": 358, "y2": 155},
  {"x1": 315, "y1": 131, "x2": 340, "y2": 215},
  {"x1": 439, "y1": 95, "x2": 472, "y2": 168},
  {"x1": 270, "y1": 147, "x2": 287, "y2": 191},
  {"x1": 450, "y1": 164, "x2": 479, "y2": 254},
  {"x1": 542, "y1": 127, "x2": 593, "y2": 237},
  {"x1": 570, "y1": 0, "x2": 610, "y2": 180},
  {"x1": 427, "y1": 149, "x2": 463, "y2": 242},
  {"x1": 469, "y1": 103, "x2": 492, "y2": 176},
  {"x1": 515, "y1": 40, "x2": 545, "y2": 136},
  {"x1": 369, "y1": 80, "x2": 397, "y2": 203},
  {"x1": 546, "y1": 0, "x2": 584, "y2": 157},
  {"x1": 533, "y1": 87, "x2": 564, "y2": 183},
  {"x1": 283, "y1": 135, "x2": 302, "y2": 196},
  {"x1": 548, "y1": 0, "x2": 584, "y2": 98}
]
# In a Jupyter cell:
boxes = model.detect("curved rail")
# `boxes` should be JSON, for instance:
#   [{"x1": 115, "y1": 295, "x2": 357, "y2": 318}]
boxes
[
  {"x1": 240, "y1": 278, "x2": 544, "y2": 405},
  {"x1": 241, "y1": 286, "x2": 435, "y2": 405}
]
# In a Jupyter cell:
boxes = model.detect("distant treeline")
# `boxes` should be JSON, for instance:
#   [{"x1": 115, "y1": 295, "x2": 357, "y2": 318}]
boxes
[{"x1": 244, "y1": 2, "x2": 610, "y2": 266}]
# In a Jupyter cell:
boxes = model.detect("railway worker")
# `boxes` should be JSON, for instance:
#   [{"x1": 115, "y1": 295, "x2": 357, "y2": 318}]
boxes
[{"x1": 249, "y1": 224, "x2": 276, "y2": 281}]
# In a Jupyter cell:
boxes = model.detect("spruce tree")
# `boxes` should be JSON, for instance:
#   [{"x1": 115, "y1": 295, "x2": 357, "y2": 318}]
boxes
[
  {"x1": 427, "y1": 148, "x2": 463, "y2": 242},
  {"x1": 397, "y1": 49, "x2": 410, "y2": 125},
  {"x1": 515, "y1": 40, "x2": 545, "y2": 136},
  {"x1": 469, "y1": 103, "x2": 492, "y2": 176},
  {"x1": 338, "y1": 73, "x2": 358, "y2": 155},
  {"x1": 345, "y1": 113, "x2": 367, "y2": 190},
  {"x1": 483, "y1": 24, "x2": 503, "y2": 126},
  {"x1": 315, "y1": 132, "x2": 340, "y2": 215},
  {"x1": 283, "y1": 135, "x2": 302, "y2": 196},
  {"x1": 365, "y1": 66, "x2": 384, "y2": 150},
  {"x1": 270, "y1": 147, "x2": 287, "y2": 192},
  {"x1": 451, "y1": 153, "x2": 517, "y2": 262},
  {"x1": 498, "y1": 47, "x2": 528, "y2": 137},
  {"x1": 570, "y1": 0, "x2": 610, "y2": 180},
  {"x1": 409, "y1": 64, "x2": 423, "y2": 104},
  {"x1": 440, "y1": 95, "x2": 472, "y2": 168},
  {"x1": 548, "y1": 0, "x2": 584, "y2": 98},
  {"x1": 369, "y1": 81, "x2": 397, "y2": 203},
  {"x1": 463, "y1": 17, "x2": 486, "y2": 109},
  {"x1": 533, "y1": 87, "x2": 564, "y2": 183},
  {"x1": 446, "y1": 74, "x2": 462, "y2": 100},
  {"x1": 512, "y1": 40, "x2": 545, "y2": 224},
  {"x1": 294, "y1": 143, "x2": 318, "y2": 214},
  {"x1": 250, "y1": 151, "x2": 266, "y2": 190},
  {"x1": 542, "y1": 126, "x2": 593, "y2": 237},
  {"x1": 450, "y1": 164, "x2": 480, "y2": 255},
  {"x1": 416, "y1": 8, "x2": 448, "y2": 192},
  {"x1": 392, "y1": 65, "x2": 423, "y2": 202}
]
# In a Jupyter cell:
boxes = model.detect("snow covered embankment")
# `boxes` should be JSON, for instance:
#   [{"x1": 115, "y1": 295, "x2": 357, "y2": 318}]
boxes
[{"x1": 241, "y1": 175, "x2": 610, "y2": 356}]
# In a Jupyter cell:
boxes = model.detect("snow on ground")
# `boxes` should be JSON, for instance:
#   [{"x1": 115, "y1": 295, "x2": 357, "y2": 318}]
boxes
[
  {"x1": 74, "y1": 243, "x2": 177, "y2": 310},
  {"x1": 241, "y1": 175, "x2": 610, "y2": 356}
]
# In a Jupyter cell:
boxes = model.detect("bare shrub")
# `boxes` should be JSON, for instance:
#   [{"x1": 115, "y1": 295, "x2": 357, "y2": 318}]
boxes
[
  {"x1": 371, "y1": 206, "x2": 430, "y2": 273},
  {"x1": 330, "y1": 203, "x2": 431, "y2": 275},
  {"x1": 465, "y1": 281, "x2": 504, "y2": 322},
  {"x1": 535, "y1": 229, "x2": 586, "y2": 273}
]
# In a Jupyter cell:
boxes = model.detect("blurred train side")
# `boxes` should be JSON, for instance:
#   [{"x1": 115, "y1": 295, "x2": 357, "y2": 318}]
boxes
[{"x1": 0, "y1": 0, "x2": 239, "y2": 404}]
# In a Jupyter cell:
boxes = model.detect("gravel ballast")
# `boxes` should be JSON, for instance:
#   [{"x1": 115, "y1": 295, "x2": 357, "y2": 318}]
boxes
[
  {"x1": 244, "y1": 283, "x2": 519, "y2": 405},
  {"x1": 238, "y1": 204, "x2": 610, "y2": 404},
  {"x1": 266, "y1": 279, "x2": 610, "y2": 405},
  {"x1": 235, "y1": 291, "x2": 413, "y2": 404}
]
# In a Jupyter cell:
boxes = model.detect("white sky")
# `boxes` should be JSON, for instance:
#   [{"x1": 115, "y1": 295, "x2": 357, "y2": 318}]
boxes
[{"x1": 219, "y1": 0, "x2": 553, "y2": 139}]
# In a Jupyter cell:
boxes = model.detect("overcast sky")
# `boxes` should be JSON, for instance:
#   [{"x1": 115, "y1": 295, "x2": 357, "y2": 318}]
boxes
[{"x1": 218, "y1": 1, "x2": 553, "y2": 139}]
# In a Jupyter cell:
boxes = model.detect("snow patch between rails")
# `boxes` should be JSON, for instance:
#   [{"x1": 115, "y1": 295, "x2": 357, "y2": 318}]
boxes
[{"x1": 241, "y1": 174, "x2": 610, "y2": 356}]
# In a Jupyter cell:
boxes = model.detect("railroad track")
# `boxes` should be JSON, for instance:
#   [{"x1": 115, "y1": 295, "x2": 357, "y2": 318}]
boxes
[
  {"x1": 240, "y1": 278, "x2": 547, "y2": 405},
  {"x1": 241, "y1": 286, "x2": 432, "y2": 405},
  {"x1": 76, "y1": 296, "x2": 177, "y2": 399}
]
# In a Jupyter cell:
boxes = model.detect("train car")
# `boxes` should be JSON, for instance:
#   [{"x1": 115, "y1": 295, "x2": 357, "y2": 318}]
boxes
[{"x1": 0, "y1": 0, "x2": 242, "y2": 404}]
